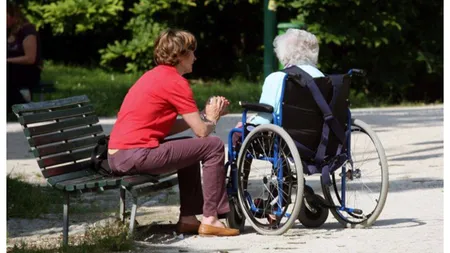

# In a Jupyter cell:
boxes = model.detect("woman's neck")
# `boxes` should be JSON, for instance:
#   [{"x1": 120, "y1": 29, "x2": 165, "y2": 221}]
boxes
[{"x1": 175, "y1": 65, "x2": 186, "y2": 76}]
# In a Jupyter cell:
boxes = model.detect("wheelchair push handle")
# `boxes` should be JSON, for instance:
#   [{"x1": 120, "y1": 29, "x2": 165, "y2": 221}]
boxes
[{"x1": 347, "y1": 69, "x2": 366, "y2": 76}]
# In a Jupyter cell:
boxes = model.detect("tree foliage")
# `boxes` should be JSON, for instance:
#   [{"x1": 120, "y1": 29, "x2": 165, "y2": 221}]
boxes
[
  {"x1": 99, "y1": 0, "x2": 192, "y2": 72},
  {"x1": 18, "y1": 0, "x2": 443, "y2": 102},
  {"x1": 99, "y1": 0, "x2": 265, "y2": 76},
  {"x1": 25, "y1": 0, "x2": 124, "y2": 34},
  {"x1": 279, "y1": 0, "x2": 443, "y2": 102}
]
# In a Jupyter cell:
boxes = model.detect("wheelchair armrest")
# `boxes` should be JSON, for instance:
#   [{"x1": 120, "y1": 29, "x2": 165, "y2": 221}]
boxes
[{"x1": 239, "y1": 101, "x2": 274, "y2": 113}]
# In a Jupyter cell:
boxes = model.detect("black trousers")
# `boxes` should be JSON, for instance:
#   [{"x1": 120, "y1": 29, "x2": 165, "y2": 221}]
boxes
[{"x1": 7, "y1": 63, "x2": 41, "y2": 113}]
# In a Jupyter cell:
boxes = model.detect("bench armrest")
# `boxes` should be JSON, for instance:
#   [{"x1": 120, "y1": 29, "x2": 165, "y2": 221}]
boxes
[{"x1": 239, "y1": 101, "x2": 274, "y2": 113}]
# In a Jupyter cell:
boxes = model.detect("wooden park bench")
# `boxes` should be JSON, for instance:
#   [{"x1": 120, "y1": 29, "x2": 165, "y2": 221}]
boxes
[{"x1": 11, "y1": 95, "x2": 179, "y2": 246}]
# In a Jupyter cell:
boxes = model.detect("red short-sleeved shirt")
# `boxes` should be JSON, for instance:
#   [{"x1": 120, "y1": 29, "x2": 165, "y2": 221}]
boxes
[{"x1": 109, "y1": 65, "x2": 198, "y2": 149}]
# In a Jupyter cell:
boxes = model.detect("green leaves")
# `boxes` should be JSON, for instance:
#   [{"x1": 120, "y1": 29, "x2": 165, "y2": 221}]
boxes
[
  {"x1": 98, "y1": 0, "x2": 266, "y2": 72},
  {"x1": 26, "y1": 0, "x2": 124, "y2": 34},
  {"x1": 98, "y1": 0, "x2": 202, "y2": 71},
  {"x1": 285, "y1": 0, "x2": 442, "y2": 102},
  {"x1": 20, "y1": 0, "x2": 441, "y2": 102},
  {"x1": 99, "y1": 19, "x2": 167, "y2": 72}
]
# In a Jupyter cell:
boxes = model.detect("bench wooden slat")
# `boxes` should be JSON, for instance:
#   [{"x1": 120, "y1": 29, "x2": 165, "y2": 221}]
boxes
[
  {"x1": 74, "y1": 177, "x2": 121, "y2": 191},
  {"x1": 35, "y1": 135, "x2": 104, "y2": 157},
  {"x1": 12, "y1": 95, "x2": 90, "y2": 114},
  {"x1": 19, "y1": 105, "x2": 95, "y2": 125},
  {"x1": 54, "y1": 175, "x2": 121, "y2": 191},
  {"x1": 38, "y1": 149, "x2": 94, "y2": 168},
  {"x1": 120, "y1": 172, "x2": 177, "y2": 187},
  {"x1": 85, "y1": 177, "x2": 122, "y2": 189},
  {"x1": 29, "y1": 125, "x2": 103, "y2": 147},
  {"x1": 24, "y1": 115, "x2": 99, "y2": 137},
  {"x1": 76, "y1": 178, "x2": 107, "y2": 190},
  {"x1": 42, "y1": 160, "x2": 92, "y2": 178},
  {"x1": 54, "y1": 174, "x2": 105, "y2": 191},
  {"x1": 84, "y1": 178, "x2": 119, "y2": 188},
  {"x1": 47, "y1": 169, "x2": 97, "y2": 186},
  {"x1": 105, "y1": 177, "x2": 122, "y2": 186},
  {"x1": 129, "y1": 177, "x2": 179, "y2": 197},
  {"x1": 121, "y1": 175, "x2": 159, "y2": 187}
]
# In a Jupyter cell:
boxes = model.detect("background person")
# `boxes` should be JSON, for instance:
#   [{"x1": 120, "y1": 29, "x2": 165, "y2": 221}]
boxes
[{"x1": 7, "y1": 3, "x2": 42, "y2": 109}]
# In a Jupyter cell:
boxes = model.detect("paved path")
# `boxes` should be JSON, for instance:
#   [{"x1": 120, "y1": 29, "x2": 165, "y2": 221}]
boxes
[{"x1": 6, "y1": 105, "x2": 444, "y2": 252}]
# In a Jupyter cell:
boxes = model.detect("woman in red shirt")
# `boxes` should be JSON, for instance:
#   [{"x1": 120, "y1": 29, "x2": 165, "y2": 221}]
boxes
[{"x1": 108, "y1": 29, "x2": 239, "y2": 236}]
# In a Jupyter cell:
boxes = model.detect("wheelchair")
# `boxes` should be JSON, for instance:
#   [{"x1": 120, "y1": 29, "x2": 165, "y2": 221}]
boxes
[{"x1": 224, "y1": 67, "x2": 389, "y2": 235}]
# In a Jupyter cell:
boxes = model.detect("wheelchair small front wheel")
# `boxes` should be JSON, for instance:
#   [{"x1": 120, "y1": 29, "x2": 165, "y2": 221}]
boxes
[
  {"x1": 236, "y1": 124, "x2": 304, "y2": 235},
  {"x1": 226, "y1": 196, "x2": 245, "y2": 232},
  {"x1": 298, "y1": 194, "x2": 329, "y2": 228}
]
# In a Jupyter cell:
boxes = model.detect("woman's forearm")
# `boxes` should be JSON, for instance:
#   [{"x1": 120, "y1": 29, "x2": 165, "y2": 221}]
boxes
[{"x1": 7, "y1": 56, "x2": 35, "y2": 65}]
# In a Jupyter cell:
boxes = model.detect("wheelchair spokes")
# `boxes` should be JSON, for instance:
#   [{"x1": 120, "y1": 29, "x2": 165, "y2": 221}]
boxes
[
  {"x1": 322, "y1": 119, "x2": 389, "y2": 227},
  {"x1": 236, "y1": 124, "x2": 304, "y2": 235}
]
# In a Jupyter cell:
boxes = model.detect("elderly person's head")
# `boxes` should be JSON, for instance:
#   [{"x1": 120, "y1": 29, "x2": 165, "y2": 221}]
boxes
[
  {"x1": 154, "y1": 29, "x2": 197, "y2": 75},
  {"x1": 273, "y1": 29, "x2": 319, "y2": 68}
]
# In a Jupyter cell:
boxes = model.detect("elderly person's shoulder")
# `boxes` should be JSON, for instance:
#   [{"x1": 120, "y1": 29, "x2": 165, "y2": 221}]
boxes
[
  {"x1": 260, "y1": 71, "x2": 289, "y2": 88},
  {"x1": 264, "y1": 64, "x2": 324, "y2": 83},
  {"x1": 267, "y1": 71, "x2": 289, "y2": 79}
]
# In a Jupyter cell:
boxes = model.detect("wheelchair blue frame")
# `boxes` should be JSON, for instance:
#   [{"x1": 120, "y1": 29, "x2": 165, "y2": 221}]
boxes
[{"x1": 225, "y1": 69, "x2": 363, "y2": 220}]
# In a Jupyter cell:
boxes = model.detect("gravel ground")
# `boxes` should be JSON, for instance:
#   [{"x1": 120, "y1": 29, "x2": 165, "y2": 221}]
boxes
[{"x1": 6, "y1": 106, "x2": 444, "y2": 253}]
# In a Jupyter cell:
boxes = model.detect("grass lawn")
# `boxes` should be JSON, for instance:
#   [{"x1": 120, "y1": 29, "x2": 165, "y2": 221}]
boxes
[
  {"x1": 36, "y1": 62, "x2": 438, "y2": 118},
  {"x1": 7, "y1": 176, "x2": 62, "y2": 219},
  {"x1": 7, "y1": 176, "x2": 134, "y2": 253},
  {"x1": 40, "y1": 62, "x2": 262, "y2": 117}
]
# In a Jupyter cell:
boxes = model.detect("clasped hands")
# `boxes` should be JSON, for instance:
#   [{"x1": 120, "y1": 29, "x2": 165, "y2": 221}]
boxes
[{"x1": 204, "y1": 96, "x2": 230, "y2": 124}]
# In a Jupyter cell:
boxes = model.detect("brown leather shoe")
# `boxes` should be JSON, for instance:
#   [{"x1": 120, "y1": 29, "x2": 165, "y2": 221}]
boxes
[
  {"x1": 198, "y1": 224, "x2": 240, "y2": 236},
  {"x1": 176, "y1": 222, "x2": 201, "y2": 234}
]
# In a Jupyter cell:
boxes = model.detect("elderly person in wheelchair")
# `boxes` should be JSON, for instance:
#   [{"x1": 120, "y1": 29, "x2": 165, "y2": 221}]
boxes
[
  {"x1": 225, "y1": 29, "x2": 389, "y2": 235},
  {"x1": 235, "y1": 29, "x2": 323, "y2": 130}
]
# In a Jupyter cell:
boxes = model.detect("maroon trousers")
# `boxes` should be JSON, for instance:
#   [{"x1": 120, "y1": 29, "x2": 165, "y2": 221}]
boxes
[{"x1": 107, "y1": 136, "x2": 230, "y2": 217}]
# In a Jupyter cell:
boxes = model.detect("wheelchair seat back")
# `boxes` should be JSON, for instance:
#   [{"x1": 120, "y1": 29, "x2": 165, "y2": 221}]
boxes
[{"x1": 281, "y1": 66, "x2": 351, "y2": 161}]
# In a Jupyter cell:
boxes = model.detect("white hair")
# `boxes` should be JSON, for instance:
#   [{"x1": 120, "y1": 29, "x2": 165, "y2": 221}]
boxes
[{"x1": 273, "y1": 29, "x2": 319, "y2": 67}]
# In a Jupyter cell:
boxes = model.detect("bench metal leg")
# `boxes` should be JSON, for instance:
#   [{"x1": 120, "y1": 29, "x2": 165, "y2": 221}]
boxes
[
  {"x1": 119, "y1": 187, "x2": 126, "y2": 222},
  {"x1": 63, "y1": 192, "x2": 70, "y2": 246},
  {"x1": 128, "y1": 196, "x2": 138, "y2": 235}
]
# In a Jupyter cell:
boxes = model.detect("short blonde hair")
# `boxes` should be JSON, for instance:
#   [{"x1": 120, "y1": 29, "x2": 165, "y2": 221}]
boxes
[
  {"x1": 273, "y1": 29, "x2": 319, "y2": 67},
  {"x1": 153, "y1": 29, "x2": 197, "y2": 66}
]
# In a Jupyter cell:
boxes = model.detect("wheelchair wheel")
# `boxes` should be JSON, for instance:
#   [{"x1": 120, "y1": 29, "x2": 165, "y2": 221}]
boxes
[
  {"x1": 236, "y1": 124, "x2": 304, "y2": 235},
  {"x1": 226, "y1": 196, "x2": 245, "y2": 232},
  {"x1": 322, "y1": 118, "x2": 389, "y2": 228},
  {"x1": 298, "y1": 194, "x2": 329, "y2": 228}
]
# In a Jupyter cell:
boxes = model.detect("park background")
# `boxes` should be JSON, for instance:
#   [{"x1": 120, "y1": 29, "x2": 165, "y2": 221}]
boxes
[
  {"x1": 5, "y1": 1, "x2": 445, "y2": 252},
  {"x1": 14, "y1": 0, "x2": 443, "y2": 116}
]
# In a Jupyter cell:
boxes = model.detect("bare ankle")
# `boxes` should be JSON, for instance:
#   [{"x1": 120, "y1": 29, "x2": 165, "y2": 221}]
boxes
[{"x1": 201, "y1": 216, "x2": 225, "y2": 228}]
